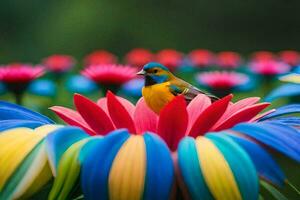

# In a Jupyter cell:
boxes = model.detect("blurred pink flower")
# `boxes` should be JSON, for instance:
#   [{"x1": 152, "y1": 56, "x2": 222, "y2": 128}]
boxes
[
  {"x1": 279, "y1": 50, "x2": 300, "y2": 66},
  {"x1": 250, "y1": 60, "x2": 290, "y2": 75},
  {"x1": 188, "y1": 49, "x2": 215, "y2": 67},
  {"x1": 156, "y1": 49, "x2": 183, "y2": 71},
  {"x1": 81, "y1": 64, "x2": 137, "y2": 93},
  {"x1": 42, "y1": 54, "x2": 75, "y2": 73},
  {"x1": 197, "y1": 71, "x2": 249, "y2": 89},
  {"x1": 216, "y1": 51, "x2": 241, "y2": 68},
  {"x1": 0, "y1": 64, "x2": 44, "y2": 83},
  {"x1": 125, "y1": 48, "x2": 154, "y2": 67},
  {"x1": 84, "y1": 50, "x2": 117, "y2": 66},
  {"x1": 251, "y1": 51, "x2": 275, "y2": 62}
]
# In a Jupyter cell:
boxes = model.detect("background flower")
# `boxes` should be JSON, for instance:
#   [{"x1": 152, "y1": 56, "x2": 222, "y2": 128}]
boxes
[
  {"x1": 81, "y1": 64, "x2": 137, "y2": 94},
  {"x1": 196, "y1": 71, "x2": 250, "y2": 97},
  {"x1": 0, "y1": 64, "x2": 44, "y2": 104},
  {"x1": 124, "y1": 48, "x2": 154, "y2": 67},
  {"x1": 42, "y1": 54, "x2": 75, "y2": 73},
  {"x1": 187, "y1": 49, "x2": 215, "y2": 68},
  {"x1": 84, "y1": 50, "x2": 118, "y2": 66},
  {"x1": 216, "y1": 51, "x2": 241, "y2": 69}
]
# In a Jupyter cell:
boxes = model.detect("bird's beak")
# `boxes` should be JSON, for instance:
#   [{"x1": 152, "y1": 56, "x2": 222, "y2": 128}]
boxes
[{"x1": 136, "y1": 69, "x2": 146, "y2": 76}]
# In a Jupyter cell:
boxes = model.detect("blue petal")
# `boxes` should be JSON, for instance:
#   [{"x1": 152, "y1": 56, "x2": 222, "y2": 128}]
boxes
[
  {"x1": 143, "y1": 132, "x2": 174, "y2": 200},
  {"x1": 267, "y1": 117, "x2": 300, "y2": 126},
  {"x1": 177, "y1": 137, "x2": 214, "y2": 200},
  {"x1": 232, "y1": 122, "x2": 300, "y2": 162},
  {"x1": 46, "y1": 126, "x2": 89, "y2": 171},
  {"x1": 66, "y1": 75, "x2": 98, "y2": 94},
  {"x1": 81, "y1": 129, "x2": 130, "y2": 200},
  {"x1": 0, "y1": 120, "x2": 45, "y2": 131},
  {"x1": 259, "y1": 104, "x2": 300, "y2": 121},
  {"x1": 265, "y1": 84, "x2": 300, "y2": 102},
  {"x1": 225, "y1": 133, "x2": 285, "y2": 186},
  {"x1": 28, "y1": 79, "x2": 57, "y2": 97},
  {"x1": 0, "y1": 101, "x2": 54, "y2": 124}
]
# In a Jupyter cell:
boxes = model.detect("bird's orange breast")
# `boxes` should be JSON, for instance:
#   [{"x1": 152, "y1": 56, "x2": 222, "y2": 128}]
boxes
[{"x1": 142, "y1": 82, "x2": 175, "y2": 114}]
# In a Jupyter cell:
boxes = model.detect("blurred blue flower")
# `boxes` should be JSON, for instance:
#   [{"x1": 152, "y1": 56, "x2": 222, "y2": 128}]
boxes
[
  {"x1": 66, "y1": 75, "x2": 98, "y2": 94},
  {"x1": 121, "y1": 78, "x2": 144, "y2": 97},
  {"x1": 28, "y1": 79, "x2": 56, "y2": 97}
]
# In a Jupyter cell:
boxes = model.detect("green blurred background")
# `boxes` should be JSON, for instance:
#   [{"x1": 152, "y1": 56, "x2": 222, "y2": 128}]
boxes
[{"x1": 1, "y1": 0, "x2": 300, "y2": 63}]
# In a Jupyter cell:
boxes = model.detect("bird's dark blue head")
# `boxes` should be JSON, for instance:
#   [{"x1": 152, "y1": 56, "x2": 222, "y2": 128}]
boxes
[{"x1": 137, "y1": 62, "x2": 173, "y2": 86}]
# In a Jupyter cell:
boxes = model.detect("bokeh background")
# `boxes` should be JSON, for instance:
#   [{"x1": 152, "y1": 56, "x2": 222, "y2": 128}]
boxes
[{"x1": 1, "y1": 0, "x2": 300, "y2": 63}]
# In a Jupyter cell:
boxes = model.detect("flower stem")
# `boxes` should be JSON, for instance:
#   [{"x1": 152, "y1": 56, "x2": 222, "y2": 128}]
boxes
[{"x1": 14, "y1": 92, "x2": 24, "y2": 105}]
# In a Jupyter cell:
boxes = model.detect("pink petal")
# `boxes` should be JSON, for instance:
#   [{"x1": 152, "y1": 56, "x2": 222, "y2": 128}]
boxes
[
  {"x1": 134, "y1": 98, "x2": 158, "y2": 134},
  {"x1": 49, "y1": 106, "x2": 96, "y2": 136},
  {"x1": 186, "y1": 94, "x2": 211, "y2": 134},
  {"x1": 188, "y1": 94, "x2": 232, "y2": 137},
  {"x1": 97, "y1": 94, "x2": 136, "y2": 118},
  {"x1": 74, "y1": 94, "x2": 115, "y2": 135},
  {"x1": 97, "y1": 98, "x2": 109, "y2": 115},
  {"x1": 212, "y1": 97, "x2": 261, "y2": 129},
  {"x1": 106, "y1": 91, "x2": 136, "y2": 133},
  {"x1": 157, "y1": 95, "x2": 188, "y2": 151},
  {"x1": 213, "y1": 103, "x2": 270, "y2": 131}
]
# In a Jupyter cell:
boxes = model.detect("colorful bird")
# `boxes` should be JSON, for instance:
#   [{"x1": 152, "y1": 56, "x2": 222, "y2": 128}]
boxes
[{"x1": 137, "y1": 62, "x2": 218, "y2": 114}]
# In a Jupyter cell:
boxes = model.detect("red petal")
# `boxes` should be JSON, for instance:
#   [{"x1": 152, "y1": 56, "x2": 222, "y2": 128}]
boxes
[
  {"x1": 157, "y1": 95, "x2": 188, "y2": 151},
  {"x1": 213, "y1": 102, "x2": 270, "y2": 131},
  {"x1": 186, "y1": 94, "x2": 211, "y2": 134},
  {"x1": 49, "y1": 106, "x2": 96, "y2": 135},
  {"x1": 97, "y1": 95, "x2": 136, "y2": 117},
  {"x1": 74, "y1": 94, "x2": 115, "y2": 135},
  {"x1": 188, "y1": 94, "x2": 232, "y2": 137},
  {"x1": 212, "y1": 97, "x2": 260, "y2": 129},
  {"x1": 134, "y1": 98, "x2": 158, "y2": 134},
  {"x1": 106, "y1": 91, "x2": 136, "y2": 133}
]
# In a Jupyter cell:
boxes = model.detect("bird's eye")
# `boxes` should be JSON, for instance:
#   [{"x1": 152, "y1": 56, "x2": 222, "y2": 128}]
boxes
[{"x1": 153, "y1": 69, "x2": 158, "y2": 73}]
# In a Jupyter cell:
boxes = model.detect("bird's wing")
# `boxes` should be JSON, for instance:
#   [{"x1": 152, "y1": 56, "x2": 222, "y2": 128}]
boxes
[{"x1": 169, "y1": 78, "x2": 219, "y2": 103}]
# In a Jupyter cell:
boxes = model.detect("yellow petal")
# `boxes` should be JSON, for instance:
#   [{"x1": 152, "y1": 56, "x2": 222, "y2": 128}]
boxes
[
  {"x1": 195, "y1": 137, "x2": 242, "y2": 200},
  {"x1": 109, "y1": 135, "x2": 146, "y2": 200}
]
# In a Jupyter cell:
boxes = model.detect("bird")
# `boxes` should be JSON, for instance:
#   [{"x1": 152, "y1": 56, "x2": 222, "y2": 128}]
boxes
[{"x1": 137, "y1": 62, "x2": 219, "y2": 114}]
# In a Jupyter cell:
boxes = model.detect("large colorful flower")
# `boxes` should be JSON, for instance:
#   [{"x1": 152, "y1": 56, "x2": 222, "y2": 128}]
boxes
[
  {"x1": 51, "y1": 92, "x2": 270, "y2": 151},
  {"x1": 84, "y1": 50, "x2": 118, "y2": 66},
  {"x1": 196, "y1": 71, "x2": 251, "y2": 97},
  {"x1": 42, "y1": 54, "x2": 75, "y2": 73},
  {"x1": 125, "y1": 48, "x2": 154, "y2": 67},
  {"x1": 156, "y1": 49, "x2": 183, "y2": 71},
  {"x1": 0, "y1": 64, "x2": 44, "y2": 104},
  {"x1": 279, "y1": 50, "x2": 300, "y2": 67},
  {"x1": 188, "y1": 49, "x2": 215, "y2": 68},
  {"x1": 216, "y1": 51, "x2": 241, "y2": 69},
  {"x1": 81, "y1": 64, "x2": 137, "y2": 93}
]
